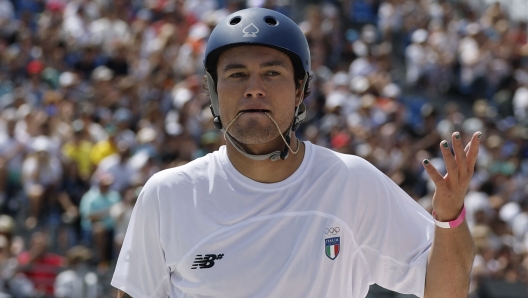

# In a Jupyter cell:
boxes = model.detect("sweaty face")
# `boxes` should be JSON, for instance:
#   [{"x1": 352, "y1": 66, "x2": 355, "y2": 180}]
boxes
[{"x1": 216, "y1": 45, "x2": 299, "y2": 145}]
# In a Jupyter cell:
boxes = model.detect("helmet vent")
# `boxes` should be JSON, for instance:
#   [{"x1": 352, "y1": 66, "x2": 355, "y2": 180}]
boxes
[
  {"x1": 229, "y1": 17, "x2": 242, "y2": 25},
  {"x1": 264, "y1": 17, "x2": 278, "y2": 26}
]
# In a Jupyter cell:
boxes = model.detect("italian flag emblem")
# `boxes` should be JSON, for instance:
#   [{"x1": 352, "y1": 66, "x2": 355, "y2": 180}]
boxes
[{"x1": 325, "y1": 237, "x2": 340, "y2": 260}]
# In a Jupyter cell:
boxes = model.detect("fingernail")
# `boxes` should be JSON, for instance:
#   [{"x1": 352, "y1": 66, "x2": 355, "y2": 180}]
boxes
[
  {"x1": 455, "y1": 132, "x2": 461, "y2": 140},
  {"x1": 442, "y1": 141, "x2": 449, "y2": 149},
  {"x1": 478, "y1": 132, "x2": 482, "y2": 139},
  {"x1": 423, "y1": 159, "x2": 429, "y2": 165}
]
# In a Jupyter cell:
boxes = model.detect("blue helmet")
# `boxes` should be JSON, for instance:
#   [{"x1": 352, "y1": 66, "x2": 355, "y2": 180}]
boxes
[
  {"x1": 204, "y1": 8, "x2": 310, "y2": 131},
  {"x1": 204, "y1": 8, "x2": 310, "y2": 76}
]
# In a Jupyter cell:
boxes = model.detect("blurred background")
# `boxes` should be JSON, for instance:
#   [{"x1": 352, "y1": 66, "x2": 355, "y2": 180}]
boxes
[{"x1": 0, "y1": 0, "x2": 527, "y2": 297}]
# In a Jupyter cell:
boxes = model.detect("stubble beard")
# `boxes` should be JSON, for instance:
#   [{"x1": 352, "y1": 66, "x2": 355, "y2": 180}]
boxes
[{"x1": 229, "y1": 119, "x2": 280, "y2": 145}]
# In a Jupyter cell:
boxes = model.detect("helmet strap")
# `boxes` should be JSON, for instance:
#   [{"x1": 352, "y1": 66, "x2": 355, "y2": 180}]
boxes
[{"x1": 206, "y1": 71, "x2": 223, "y2": 129}]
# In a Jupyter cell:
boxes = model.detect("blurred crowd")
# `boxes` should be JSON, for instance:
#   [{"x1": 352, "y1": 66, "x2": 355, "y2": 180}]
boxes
[{"x1": 0, "y1": 0, "x2": 526, "y2": 297}]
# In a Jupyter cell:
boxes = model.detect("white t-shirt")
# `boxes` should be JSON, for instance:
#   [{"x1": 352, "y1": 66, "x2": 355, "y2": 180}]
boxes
[{"x1": 111, "y1": 142, "x2": 434, "y2": 298}]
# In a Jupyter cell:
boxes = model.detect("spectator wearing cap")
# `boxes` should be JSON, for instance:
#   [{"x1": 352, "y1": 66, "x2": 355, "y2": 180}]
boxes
[
  {"x1": 62, "y1": 120, "x2": 94, "y2": 181},
  {"x1": 58, "y1": 71, "x2": 86, "y2": 103},
  {"x1": 405, "y1": 28, "x2": 430, "y2": 88},
  {"x1": 113, "y1": 108, "x2": 136, "y2": 147},
  {"x1": 93, "y1": 140, "x2": 138, "y2": 194},
  {"x1": 0, "y1": 116, "x2": 26, "y2": 213},
  {"x1": 458, "y1": 23, "x2": 491, "y2": 96},
  {"x1": 325, "y1": 71, "x2": 357, "y2": 117},
  {"x1": 22, "y1": 136, "x2": 63, "y2": 229},
  {"x1": 23, "y1": 60, "x2": 48, "y2": 108},
  {"x1": 79, "y1": 173, "x2": 121, "y2": 271},
  {"x1": 30, "y1": 117, "x2": 63, "y2": 160},
  {"x1": 349, "y1": 45, "x2": 379, "y2": 78}
]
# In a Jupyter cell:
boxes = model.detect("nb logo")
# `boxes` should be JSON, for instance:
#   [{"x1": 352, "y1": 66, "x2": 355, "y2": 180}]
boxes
[{"x1": 191, "y1": 254, "x2": 224, "y2": 269}]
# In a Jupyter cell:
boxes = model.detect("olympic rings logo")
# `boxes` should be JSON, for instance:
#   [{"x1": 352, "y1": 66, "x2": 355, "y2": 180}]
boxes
[{"x1": 325, "y1": 227, "x2": 340, "y2": 235}]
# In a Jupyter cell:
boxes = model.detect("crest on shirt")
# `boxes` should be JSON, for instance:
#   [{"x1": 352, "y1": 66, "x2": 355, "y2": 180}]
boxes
[{"x1": 325, "y1": 237, "x2": 340, "y2": 260}]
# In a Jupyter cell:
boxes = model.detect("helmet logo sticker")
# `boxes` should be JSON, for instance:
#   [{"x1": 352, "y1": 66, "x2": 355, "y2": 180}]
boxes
[{"x1": 243, "y1": 23, "x2": 259, "y2": 37}]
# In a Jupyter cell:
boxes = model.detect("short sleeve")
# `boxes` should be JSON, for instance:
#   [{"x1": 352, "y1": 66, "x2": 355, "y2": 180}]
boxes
[
  {"x1": 111, "y1": 175, "x2": 171, "y2": 298},
  {"x1": 357, "y1": 166, "x2": 434, "y2": 298}
]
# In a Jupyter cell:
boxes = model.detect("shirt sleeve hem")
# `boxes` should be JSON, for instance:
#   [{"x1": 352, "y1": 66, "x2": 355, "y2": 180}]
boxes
[{"x1": 111, "y1": 278, "x2": 161, "y2": 298}]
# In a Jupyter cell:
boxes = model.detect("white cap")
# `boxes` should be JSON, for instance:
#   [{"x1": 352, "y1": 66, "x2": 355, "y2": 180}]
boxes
[
  {"x1": 59, "y1": 72, "x2": 76, "y2": 87},
  {"x1": 350, "y1": 76, "x2": 369, "y2": 93},
  {"x1": 332, "y1": 72, "x2": 349, "y2": 86},
  {"x1": 411, "y1": 29, "x2": 428, "y2": 44},
  {"x1": 32, "y1": 136, "x2": 51, "y2": 153},
  {"x1": 92, "y1": 66, "x2": 113, "y2": 82},
  {"x1": 189, "y1": 23, "x2": 211, "y2": 41},
  {"x1": 499, "y1": 202, "x2": 520, "y2": 225}
]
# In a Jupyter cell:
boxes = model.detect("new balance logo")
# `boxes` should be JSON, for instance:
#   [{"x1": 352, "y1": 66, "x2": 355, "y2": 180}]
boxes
[{"x1": 191, "y1": 254, "x2": 224, "y2": 269}]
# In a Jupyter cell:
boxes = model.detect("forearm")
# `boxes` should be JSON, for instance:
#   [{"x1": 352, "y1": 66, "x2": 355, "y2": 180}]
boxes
[{"x1": 424, "y1": 221, "x2": 475, "y2": 298}]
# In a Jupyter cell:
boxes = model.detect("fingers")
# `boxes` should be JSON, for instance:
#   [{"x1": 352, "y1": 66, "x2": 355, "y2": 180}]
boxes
[
  {"x1": 465, "y1": 131, "x2": 482, "y2": 173},
  {"x1": 422, "y1": 159, "x2": 445, "y2": 186},
  {"x1": 440, "y1": 138, "x2": 458, "y2": 183},
  {"x1": 452, "y1": 132, "x2": 468, "y2": 178},
  {"x1": 427, "y1": 131, "x2": 482, "y2": 187}
]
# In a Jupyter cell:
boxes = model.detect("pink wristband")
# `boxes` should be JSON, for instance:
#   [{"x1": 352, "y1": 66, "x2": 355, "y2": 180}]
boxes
[{"x1": 431, "y1": 206, "x2": 466, "y2": 229}]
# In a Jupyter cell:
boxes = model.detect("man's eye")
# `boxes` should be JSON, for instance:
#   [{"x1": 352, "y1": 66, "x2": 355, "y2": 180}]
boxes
[
  {"x1": 230, "y1": 73, "x2": 245, "y2": 78},
  {"x1": 267, "y1": 71, "x2": 280, "y2": 76}
]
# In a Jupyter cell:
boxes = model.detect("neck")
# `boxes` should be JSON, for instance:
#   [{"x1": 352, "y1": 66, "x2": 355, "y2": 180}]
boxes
[{"x1": 226, "y1": 136, "x2": 305, "y2": 183}]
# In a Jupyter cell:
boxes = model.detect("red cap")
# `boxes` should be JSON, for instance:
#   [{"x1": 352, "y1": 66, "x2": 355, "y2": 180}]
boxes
[
  {"x1": 26, "y1": 60, "x2": 44, "y2": 75},
  {"x1": 331, "y1": 133, "x2": 350, "y2": 149}
]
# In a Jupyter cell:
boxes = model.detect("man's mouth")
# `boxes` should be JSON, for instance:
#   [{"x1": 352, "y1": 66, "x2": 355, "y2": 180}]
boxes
[{"x1": 239, "y1": 109, "x2": 270, "y2": 114}]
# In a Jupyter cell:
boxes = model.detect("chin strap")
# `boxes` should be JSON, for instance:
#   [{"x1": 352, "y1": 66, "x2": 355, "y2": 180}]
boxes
[
  {"x1": 207, "y1": 71, "x2": 308, "y2": 161},
  {"x1": 223, "y1": 112, "x2": 301, "y2": 161}
]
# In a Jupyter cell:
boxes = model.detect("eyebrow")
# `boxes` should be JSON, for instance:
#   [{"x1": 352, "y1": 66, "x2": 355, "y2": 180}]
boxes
[{"x1": 221, "y1": 59, "x2": 290, "y2": 73}]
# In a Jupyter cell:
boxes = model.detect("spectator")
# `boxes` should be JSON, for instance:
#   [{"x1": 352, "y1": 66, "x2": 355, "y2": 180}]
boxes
[
  {"x1": 93, "y1": 140, "x2": 138, "y2": 194},
  {"x1": 79, "y1": 173, "x2": 120, "y2": 272},
  {"x1": 110, "y1": 186, "x2": 138, "y2": 254},
  {"x1": 54, "y1": 245, "x2": 98, "y2": 298},
  {"x1": 0, "y1": 116, "x2": 26, "y2": 214},
  {"x1": 17, "y1": 232, "x2": 64, "y2": 297},
  {"x1": 62, "y1": 120, "x2": 94, "y2": 181},
  {"x1": 22, "y1": 136, "x2": 62, "y2": 229}
]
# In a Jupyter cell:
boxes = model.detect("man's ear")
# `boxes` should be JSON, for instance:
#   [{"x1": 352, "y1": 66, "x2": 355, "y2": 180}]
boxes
[{"x1": 295, "y1": 86, "x2": 304, "y2": 106}]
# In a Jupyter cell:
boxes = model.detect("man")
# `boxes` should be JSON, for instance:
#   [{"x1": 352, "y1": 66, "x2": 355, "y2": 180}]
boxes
[
  {"x1": 17, "y1": 232, "x2": 65, "y2": 297},
  {"x1": 112, "y1": 8, "x2": 481, "y2": 298},
  {"x1": 80, "y1": 173, "x2": 121, "y2": 271}
]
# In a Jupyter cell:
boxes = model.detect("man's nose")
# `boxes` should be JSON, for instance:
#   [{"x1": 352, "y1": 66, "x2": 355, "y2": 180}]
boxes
[{"x1": 244, "y1": 75, "x2": 266, "y2": 98}]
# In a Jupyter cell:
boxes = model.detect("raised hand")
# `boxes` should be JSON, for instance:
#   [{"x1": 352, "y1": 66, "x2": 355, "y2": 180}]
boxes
[{"x1": 423, "y1": 131, "x2": 482, "y2": 221}]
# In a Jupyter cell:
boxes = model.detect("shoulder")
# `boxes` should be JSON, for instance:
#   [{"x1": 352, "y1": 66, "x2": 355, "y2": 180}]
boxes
[
  {"x1": 307, "y1": 143, "x2": 390, "y2": 190},
  {"x1": 140, "y1": 150, "x2": 223, "y2": 196},
  {"x1": 310, "y1": 144, "x2": 379, "y2": 174}
]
